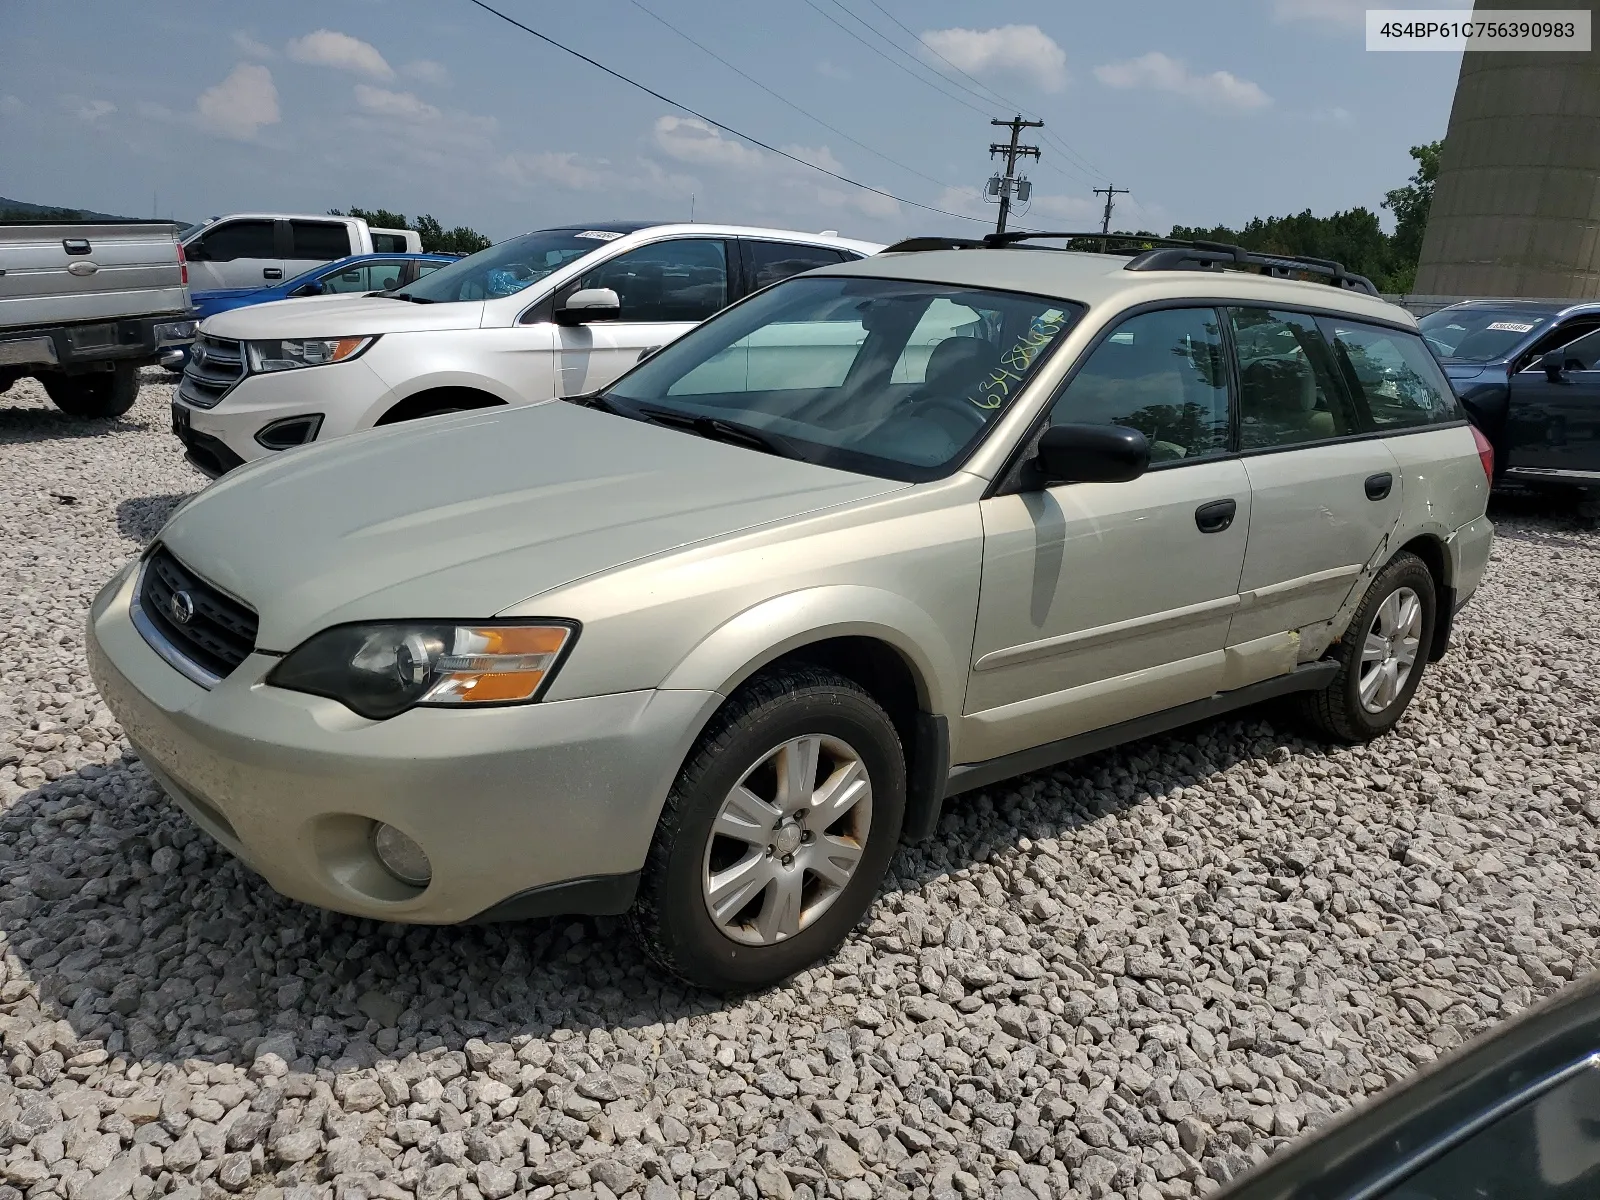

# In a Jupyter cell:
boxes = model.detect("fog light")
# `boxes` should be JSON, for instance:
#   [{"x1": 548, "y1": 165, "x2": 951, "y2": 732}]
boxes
[
  {"x1": 372, "y1": 822, "x2": 431, "y2": 887},
  {"x1": 255, "y1": 413, "x2": 324, "y2": 450}
]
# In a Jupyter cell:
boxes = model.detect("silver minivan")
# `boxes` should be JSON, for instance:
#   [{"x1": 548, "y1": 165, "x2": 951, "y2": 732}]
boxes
[{"x1": 87, "y1": 234, "x2": 1495, "y2": 991}]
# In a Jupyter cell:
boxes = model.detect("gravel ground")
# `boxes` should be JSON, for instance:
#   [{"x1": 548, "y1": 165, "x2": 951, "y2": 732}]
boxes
[{"x1": 0, "y1": 372, "x2": 1597, "y2": 1200}]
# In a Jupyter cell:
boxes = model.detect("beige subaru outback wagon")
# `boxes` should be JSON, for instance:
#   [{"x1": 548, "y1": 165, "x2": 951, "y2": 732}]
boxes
[{"x1": 87, "y1": 233, "x2": 1495, "y2": 992}]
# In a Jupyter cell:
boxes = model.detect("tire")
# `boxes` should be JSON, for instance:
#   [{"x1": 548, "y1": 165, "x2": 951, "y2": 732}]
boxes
[
  {"x1": 1299, "y1": 551, "x2": 1437, "y2": 743},
  {"x1": 629, "y1": 665, "x2": 906, "y2": 993},
  {"x1": 41, "y1": 365, "x2": 139, "y2": 419}
]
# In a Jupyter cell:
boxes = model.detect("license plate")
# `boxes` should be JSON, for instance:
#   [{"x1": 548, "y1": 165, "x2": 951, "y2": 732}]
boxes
[{"x1": 171, "y1": 403, "x2": 192, "y2": 437}]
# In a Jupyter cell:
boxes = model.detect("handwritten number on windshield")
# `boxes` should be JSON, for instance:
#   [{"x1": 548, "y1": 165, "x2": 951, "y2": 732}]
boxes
[{"x1": 971, "y1": 315, "x2": 1065, "y2": 410}]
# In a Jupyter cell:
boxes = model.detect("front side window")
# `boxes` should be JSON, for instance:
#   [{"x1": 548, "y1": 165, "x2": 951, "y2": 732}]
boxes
[
  {"x1": 1230, "y1": 307, "x2": 1357, "y2": 451},
  {"x1": 290, "y1": 221, "x2": 351, "y2": 260},
  {"x1": 1046, "y1": 307, "x2": 1230, "y2": 463},
  {"x1": 318, "y1": 264, "x2": 376, "y2": 294},
  {"x1": 1324, "y1": 320, "x2": 1462, "y2": 429},
  {"x1": 578, "y1": 239, "x2": 728, "y2": 323},
  {"x1": 192, "y1": 219, "x2": 275, "y2": 261},
  {"x1": 604, "y1": 276, "x2": 1082, "y2": 481},
  {"x1": 746, "y1": 240, "x2": 847, "y2": 289},
  {"x1": 398, "y1": 230, "x2": 612, "y2": 302}
]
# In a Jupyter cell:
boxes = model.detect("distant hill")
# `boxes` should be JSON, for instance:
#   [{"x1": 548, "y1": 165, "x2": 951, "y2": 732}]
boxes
[{"x1": 0, "y1": 195, "x2": 189, "y2": 226}]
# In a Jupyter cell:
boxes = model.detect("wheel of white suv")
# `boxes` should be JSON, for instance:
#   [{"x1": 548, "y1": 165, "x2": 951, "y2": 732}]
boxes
[
  {"x1": 628, "y1": 665, "x2": 905, "y2": 993},
  {"x1": 1300, "y1": 551, "x2": 1437, "y2": 742}
]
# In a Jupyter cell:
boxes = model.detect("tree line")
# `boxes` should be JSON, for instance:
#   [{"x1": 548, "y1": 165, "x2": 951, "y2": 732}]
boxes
[{"x1": 328, "y1": 207, "x2": 492, "y2": 256}]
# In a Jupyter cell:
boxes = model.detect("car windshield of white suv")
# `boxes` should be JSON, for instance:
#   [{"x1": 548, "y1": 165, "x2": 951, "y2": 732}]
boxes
[
  {"x1": 599, "y1": 276, "x2": 1083, "y2": 482},
  {"x1": 391, "y1": 229, "x2": 612, "y2": 303},
  {"x1": 1419, "y1": 307, "x2": 1553, "y2": 361}
]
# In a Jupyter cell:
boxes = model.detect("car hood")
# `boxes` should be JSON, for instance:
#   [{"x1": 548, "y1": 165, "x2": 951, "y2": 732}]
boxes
[
  {"x1": 158, "y1": 401, "x2": 905, "y2": 650},
  {"x1": 201, "y1": 294, "x2": 487, "y2": 338}
]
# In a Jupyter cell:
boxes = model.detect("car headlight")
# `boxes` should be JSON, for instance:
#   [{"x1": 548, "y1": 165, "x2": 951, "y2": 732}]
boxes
[
  {"x1": 267, "y1": 621, "x2": 577, "y2": 720},
  {"x1": 246, "y1": 337, "x2": 375, "y2": 373}
]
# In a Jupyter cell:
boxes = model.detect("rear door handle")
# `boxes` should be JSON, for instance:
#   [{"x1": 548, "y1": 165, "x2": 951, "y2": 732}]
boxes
[
  {"x1": 1365, "y1": 472, "x2": 1393, "y2": 501},
  {"x1": 1195, "y1": 498, "x2": 1237, "y2": 533},
  {"x1": 263, "y1": 268, "x2": 283, "y2": 280}
]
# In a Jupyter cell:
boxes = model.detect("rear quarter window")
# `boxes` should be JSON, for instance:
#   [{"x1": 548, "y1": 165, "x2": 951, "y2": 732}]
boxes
[{"x1": 1321, "y1": 318, "x2": 1463, "y2": 431}]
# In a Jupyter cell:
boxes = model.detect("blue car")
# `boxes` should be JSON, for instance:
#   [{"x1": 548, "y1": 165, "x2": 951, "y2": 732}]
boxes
[{"x1": 161, "y1": 252, "x2": 458, "y2": 371}]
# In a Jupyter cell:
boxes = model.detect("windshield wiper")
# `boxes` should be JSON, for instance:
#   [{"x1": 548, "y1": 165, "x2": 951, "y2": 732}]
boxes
[
  {"x1": 633, "y1": 405, "x2": 799, "y2": 459},
  {"x1": 562, "y1": 391, "x2": 632, "y2": 416},
  {"x1": 386, "y1": 291, "x2": 434, "y2": 303}
]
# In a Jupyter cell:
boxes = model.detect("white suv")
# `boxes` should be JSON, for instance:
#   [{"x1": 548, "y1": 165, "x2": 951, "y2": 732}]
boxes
[{"x1": 170, "y1": 222, "x2": 881, "y2": 475}]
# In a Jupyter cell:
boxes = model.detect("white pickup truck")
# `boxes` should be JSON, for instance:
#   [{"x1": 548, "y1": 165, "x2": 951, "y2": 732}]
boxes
[
  {"x1": 180, "y1": 213, "x2": 422, "y2": 293},
  {"x1": 0, "y1": 220, "x2": 194, "y2": 418}
]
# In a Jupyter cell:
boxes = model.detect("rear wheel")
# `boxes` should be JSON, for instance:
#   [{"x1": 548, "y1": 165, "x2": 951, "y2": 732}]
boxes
[
  {"x1": 629, "y1": 665, "x2": 905, "y2": 993},
  {"x1": 41, "y1": 365, "x2": 140, "y2": 419},
  {"x1": 1299, "y1": 551, "x2": 1436, "y2": 742}
]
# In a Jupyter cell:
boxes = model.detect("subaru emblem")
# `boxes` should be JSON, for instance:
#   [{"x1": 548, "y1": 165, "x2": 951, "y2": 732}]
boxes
[{"x1": 170, "y1": 590, "x2": 195, "y2": 625}]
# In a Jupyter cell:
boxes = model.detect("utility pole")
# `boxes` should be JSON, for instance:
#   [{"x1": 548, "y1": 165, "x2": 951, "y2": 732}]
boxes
[
  {"x1": 988, "y1": 115, "x2": 1042, "y2": 235},
  {"x1": 1093, "y1": 184, "x2": 1130, "y2": 235}
]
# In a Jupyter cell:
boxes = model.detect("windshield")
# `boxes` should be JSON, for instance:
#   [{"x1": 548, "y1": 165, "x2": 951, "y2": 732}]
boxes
[
  {"x1": 603, "y1": 276, "x2": 1083, "y2": 482},
  {"x1": 1419, "y1": 307, "x2": 1553, "y2": 361},
  {"x1": 395, "y1": 229, "x2": 614, "y2": 302}
]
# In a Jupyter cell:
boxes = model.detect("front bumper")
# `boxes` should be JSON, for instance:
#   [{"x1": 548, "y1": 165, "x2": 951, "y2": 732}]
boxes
[{"x1": 86, "y1": 562, "x2": 719, "y2": 923}]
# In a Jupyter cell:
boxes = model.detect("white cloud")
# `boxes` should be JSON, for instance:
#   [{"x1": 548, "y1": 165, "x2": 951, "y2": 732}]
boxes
[
  {"x1": 196, "y1": 63, "x2": 280, "y2": 139},
  {"x1": 1030, "y1": 193, "x2": 1100, "y2": 223},
  {"x1": 76, "y1": 99, "x2": 116, "y2": 122},
  {"x1": 404, "y1": 59, "x2": 449, "y2": 85},
  {"x1": 232, "y1": 31, "x2": 274, "y2": 58},
  {"x1": 781, "y1": 143, "x2": 845, "y2": 175},
  {"x1": 919, "y1": 25, "x2": 1067, "y2": 93},
  {"x1": 0, "y1": 95, "x2": 23, "y2": 116},
  {"x1": 653, "y1": 115, "x2": 764, "y2": 170},
  {"x1": 353, "y1": 84, "x2": 441, "y2": 121},
  {"x1": 496, "y1": 150, "x2": 609, "y2": 191},
  {"x1": 287, "y1": 29, "x2": 393, "y2": 79},
  {"x1": 1271, "y1": 0, "x2": 1468, "y2": 25},
  {"x1": 1094, "y1": 52, "x2": 1271, "y2": 111}
]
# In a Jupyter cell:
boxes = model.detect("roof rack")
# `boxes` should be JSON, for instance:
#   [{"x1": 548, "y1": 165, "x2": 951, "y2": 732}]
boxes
[{"x1": 879, "y1": 230, "x2": 1379, "y2": 296}]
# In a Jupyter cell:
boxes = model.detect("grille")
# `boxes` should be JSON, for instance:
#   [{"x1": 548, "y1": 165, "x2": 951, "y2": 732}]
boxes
[
  {"x1": 136, "y1": 548, "x2": 258, "y2": 681},
  {"x1": 178, "y1": 334, "x2": 245, "y2": 409}
]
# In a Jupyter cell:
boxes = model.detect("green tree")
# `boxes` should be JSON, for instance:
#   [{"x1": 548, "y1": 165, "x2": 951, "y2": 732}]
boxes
[
  {"x1": 329, "y1": 207, "x2": 492, "y2": 255},
  {"x1": 1382, "y1": 140, "x2": 1442, "y2": 293}
]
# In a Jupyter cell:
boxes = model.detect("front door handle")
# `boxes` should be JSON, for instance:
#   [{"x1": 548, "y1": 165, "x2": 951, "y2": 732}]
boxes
[
  {"x1": 263, "y1": 268, "x2": 283, "y2": 280},
  {"x1": 1365, "y1": 472, "x2": 1393, "y2": 501},
  {"x1": 1195, "y1": 498, "x2": 1237, "y2": 533}
]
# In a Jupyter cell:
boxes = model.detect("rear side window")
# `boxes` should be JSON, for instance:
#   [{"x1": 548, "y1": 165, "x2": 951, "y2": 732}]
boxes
[
  {"x1": 193, "y1": 219, "x2": 275, "y2": 261},
  {"x1": 290, "y1": 221, "x2": 351, "y2": 260},
  {"x1": 371, "y1": 232, "x2": 408, "y2": 252},
  {"x1": 1229, "y1": 308, "x2": 1358, "y2": 451},
  {"x1": 746, "y1": 241, "x2": 847, "y2": 289},
  {"x1": 1047, "y1": 307, "x2": 1231, "y2": 463},
  {"x1": 1322, "y1": 319, "x2": 1462, "y2": 430}
]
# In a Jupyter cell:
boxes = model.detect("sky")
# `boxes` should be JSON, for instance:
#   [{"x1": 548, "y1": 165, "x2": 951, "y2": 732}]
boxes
[{"x1": 0, "y1": 0, "x2": 1471, "y2": 245}]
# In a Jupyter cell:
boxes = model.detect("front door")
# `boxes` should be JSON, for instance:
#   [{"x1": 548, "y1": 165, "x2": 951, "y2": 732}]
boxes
[
  {"x1": 1506, "y1": 326, "x2": 1600, "y2": 477},
  {"x1": 1225, "y1": 307, "x2": 1402, "y2": 646},
  {"x1": 554, "y1": 238, "x2": 730, "y2": 396},
  {"x1": 966, "y1": 306, "x2": 1249, "y2": 764}
]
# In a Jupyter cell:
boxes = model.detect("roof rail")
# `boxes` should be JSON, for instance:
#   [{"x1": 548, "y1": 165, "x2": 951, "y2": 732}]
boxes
[{"x1": 881, "y1": 229, "x2": 1380, "y2": 296}]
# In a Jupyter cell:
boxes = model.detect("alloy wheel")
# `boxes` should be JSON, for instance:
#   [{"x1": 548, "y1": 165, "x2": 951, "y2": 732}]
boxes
[{"x1": 1359, "y1": 585, "x2": 1423, "y2": 713}]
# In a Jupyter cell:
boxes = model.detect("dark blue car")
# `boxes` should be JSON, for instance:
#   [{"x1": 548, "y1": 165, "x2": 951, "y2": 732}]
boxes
[
  {"x1": 1421, "y1": 299, "x2": 1600, "y2": 493},
  {"x1": 162, "y1": 252, "x2": 457, "y2": 371}
]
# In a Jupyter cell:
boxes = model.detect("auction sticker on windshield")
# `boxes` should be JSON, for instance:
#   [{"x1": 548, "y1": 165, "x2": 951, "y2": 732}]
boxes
[
  {"x1": 1487, "y1": 321, "x2": 1537, "y2": 333},
  {"x1": 574, "y1": 230, "x2": 625, "y2": 241}
]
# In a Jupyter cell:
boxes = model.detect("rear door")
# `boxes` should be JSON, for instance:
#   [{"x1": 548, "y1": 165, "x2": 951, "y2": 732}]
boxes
[
  {"x1": 738, "y1": 239, "x2": 850, "y2": 298},
  {"x1": 185, "y1": 219, "x2": 280, "y2": 290},
  {"x1": 1226, "y1": 307, "x2": 1402, "y2": 647},
  {"x1": 285, "y1": 219, "x2": 356, "y2": 281},
  {"x1": 553, "y1": 238, "x2": 731, "y2": 395}
]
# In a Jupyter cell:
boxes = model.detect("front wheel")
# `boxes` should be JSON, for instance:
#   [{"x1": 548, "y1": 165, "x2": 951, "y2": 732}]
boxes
[
  {"x1": 41, "y1": 364, "x2": 140, "y2": 419},
  {"x1": 628, "y1": 665, "x2": 905, "y2": 993},
  {"x1": 1299, "y1": 551, "x2": 1437, "y2": 742}
]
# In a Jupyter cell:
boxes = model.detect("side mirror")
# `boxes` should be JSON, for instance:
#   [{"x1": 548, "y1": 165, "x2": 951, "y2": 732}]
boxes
[
  {"x1": 1033, "y1": 423, "x2": 1150, "y2": 485},
  {"x1": 1542, "y1": 349, "x2": 1568, "y2": 382},
  {"x1": 555, "y1": 287, "x2": 622, "y2": 326},
  {"x1": 290, "y1": 282, "x2": 324, "y2": 297},
  {"x1": 382, "y1": 277, "x2": 400, "y2": 291}
]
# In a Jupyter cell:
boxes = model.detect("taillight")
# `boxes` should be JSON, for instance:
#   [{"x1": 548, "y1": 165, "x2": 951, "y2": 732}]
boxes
[
  {"x1": 1471, "y1": 424, "x2": 1494, "y2": 484},
  {"x1": 177, "y1": 240, "x2": 188, "y2": 286}
]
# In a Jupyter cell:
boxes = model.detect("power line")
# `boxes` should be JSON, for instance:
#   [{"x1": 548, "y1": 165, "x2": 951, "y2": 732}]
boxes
[
  {"x1": 798, "y1": 0, "x2": 996, "y2": 119},
  {"x1": 845, "y1": 0, "x2": 1108, "y2": 183},
  {"x1": 461, "y1": 0, "x2": 989, "y2": 226},
  {"x1": 624, "y1": 0, "x2": 959, "y2": 196}
]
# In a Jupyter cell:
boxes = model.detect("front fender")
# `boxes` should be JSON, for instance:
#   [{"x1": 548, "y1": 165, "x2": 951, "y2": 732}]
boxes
[{"x1": 658, "y1": 585, "x2": 964, "y2": 721}]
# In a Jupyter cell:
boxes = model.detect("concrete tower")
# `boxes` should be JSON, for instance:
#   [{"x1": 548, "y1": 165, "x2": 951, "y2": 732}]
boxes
[{"x1": 1415, "y1": 1, "x2": 1600, "y2": 297}]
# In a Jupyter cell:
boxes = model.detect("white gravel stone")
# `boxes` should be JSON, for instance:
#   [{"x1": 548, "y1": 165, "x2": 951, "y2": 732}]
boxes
[{"x1": 1, "y1": 375, "x2": 1598, "y2": 1199}]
